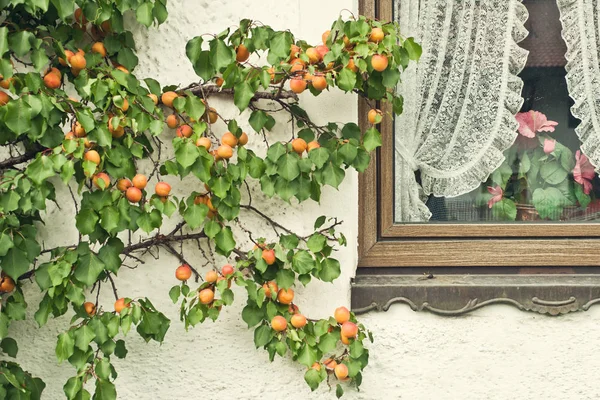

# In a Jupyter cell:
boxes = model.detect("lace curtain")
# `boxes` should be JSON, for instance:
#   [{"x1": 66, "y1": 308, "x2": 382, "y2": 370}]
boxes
[
  {"x1": 394, "y1": 0, "x2": 530, "y2": 222},
  {"x1": 557, "y1": 0, "x2": 600, "y2": 170}
]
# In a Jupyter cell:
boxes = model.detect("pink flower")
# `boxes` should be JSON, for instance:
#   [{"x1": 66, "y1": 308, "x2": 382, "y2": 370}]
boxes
[
  {"x1": 573, "y1": 150, "x2": 596, "y2": 194},
  {"x1": 515, "y1": 111, "x2": 558, "y2": 138},
  {"x1": 487, "y1": 186, "x2": 503, "y2": 208},
  {"x1": 543, "y1": 139, "x2": 556, "y2": 154}
]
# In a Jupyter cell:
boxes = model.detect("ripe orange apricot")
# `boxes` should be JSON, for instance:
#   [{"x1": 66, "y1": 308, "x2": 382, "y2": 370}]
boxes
[
  {"x1": 43, "y1": 72, "x2": 61, "y2": 89},
  {"x1": 117, "y1": 178, "x2": 132, "y2": 192},
  {"x1": 324, "y1": 358, "x2": 338, "y2": 370},
  {"x1": 148, "y1": 93, "x2": 158, "y2": 105},
  {"x1": 83, "y1": 302, "x2": 96, "y2": 316},
  {"x1": 70, "y1": 53, "x2": 86, "y2": 70},
  {"x1": 118, "y1": 98, "x2": 129, "y2": 112},
  {"x1": 290, "y1": 58, "x2": 305, "y2": 74},
  {"x1": 347, "y1": 58, "x2": 358, "y2": 73},
  {"x1": 92, "y1": 173, "x2": 110, "y2": 189},
  {"x1": 316, "y1": 45, "x2": 329, "y2": 59},
  {"x1": 166, "y1": 114, "x2": 179, "y2": 129},
  {"x1": 176, "y1": 125, "x2": 193, "y2": 138},
  {"x1": 114, "y1": 298, "x2": 129, "y2": 313},
  {"x1": 334, "y1": 306, "x2": 351, "y2": 324},
  {"x1": 292, "y1": 138, "x2": 308, "y2": 154},
  {"x1": 291, "y1": 314, "x2": 307, "y2": 329},
  {"x1": 322, "y1": 30, "x2": 331, "y2": 44},
  {"x1": 371, "y1": 54, "x2": 389, "y2": 72},
  {"x1": 221, "y1": 264, "x2": 234, "y2": 276},
  {"x1": 155, "y1": 182, "x2": 171, "y2": 197},
  {"x1": 207, "y1": 107, "x2": 218, "y2": 124},
  {"x1": 74, "y1": 8, "x2": 87, "y2": 25},
  {"x1": 175, "y1": 264, "x2": 192, "y2": 281},
  {"x1": 215, "y1": 77, "x2": 224, "y2": 87},
  {"x1": 334, "y1": 364, "x2": 349, "y2": 380},
  {"x1": 221, "y1": 132, "x2": 238, "y2": 147},
  {"x1": 341, "y1": 321, "x2": 358, "y2": 338},
  {"x1": 199, "y1": 288, "x2": 215, "y2": 304},
  {"x1": 262, "y1": 249, "x2": 276, "y2": 265},
  {"x1": 84, "y1": 150, "x2": 101, "y2": 165},
  {"x1": 59, "y1": 50, "x2": 74, "y2": 66},
  {"x1": 290, "y1": 77, "x2": 307, "y2": 94},
  {"x1": 126, "y1": 186, "x2": 142, "y2": 203},
  {"x1": 277, "y1": 288, "x2": 294, "y2": 304},
  {"x1": 369, "y1": 27, "x2": 385, "y2": 43},
  {"x1": 340, "y1": 334, "x2": 350, "y2": 345},
  {"x1": 311, "y1": 362, "x2": 322, "y2": 371},
  {"x1": 108, "y1": 119, "x2": 124, "y2": 138},
  {"x1": 307, "y1": 141, "x2": 320, "y2": 152},
  {"x1": 288, "y1": 304, "x2": 299, "y2": 314},
  {"x1": 0, "y1": 276, "x2": 15, "y2": 292},
  {"x1": 238, "y1": 132, "x2": 248, "y2": 146},
  {"x1": 368, "y1": 108, "x2": 383, "y2": 124},
  {"x1": 216, "y1": 144, "x2": 233, "y2": 160},
  {"x1": 290, "y1": 44, "x2": 301, "y2": 58},
  {"x1": 92, "y1": 42, "x2": 107, "y2": 57},
  {"x1": 73, "y1": 122, "x2": 86, "y2": 138},
  {"x1": 217, "y1": 275, "x2": 231, "y2": 288},
  {"x1": 236, "y1": 44, "x2": 250, "y2": 62},
  {"x1": 306, "y1": 47, "x2": 320, "y2": 64},
  {"x1": 271, "y1": 315, "x2": 288, "y2": 332},
  {"x1": 161, "y1": 91, "x2": 178, "y2": 108},
  {"x1": 196, "y1": 137, "x2": 212, "y2": 151},
  {"x1": 262, "y1": 281, "x2": 278, "y2": 298},
  {"x1": 205, "y1": 270, "x2": 218, "y2": 283},
  {"x1": 0, "y1": 91, "x2": 11, "y2": 106},
  {"x1": 311, "y1": 75, "x2": 327, "y2": 91},
  {"x1": 116, "y1": 65, "x2": 129, "y2": 74},
  {"x1": 132, "y1": 174, "x2": 147, "y2": 190}
]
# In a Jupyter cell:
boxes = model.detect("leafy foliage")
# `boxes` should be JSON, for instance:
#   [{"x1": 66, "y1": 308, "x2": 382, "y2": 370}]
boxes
[{"x1": 0, "y1": 1, "x2": 417, "y2": 398}]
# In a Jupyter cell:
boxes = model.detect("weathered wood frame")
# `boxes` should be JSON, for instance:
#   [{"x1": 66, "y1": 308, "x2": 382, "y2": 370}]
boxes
[{"x1": 357, "y1": 0, "x2": 600, "y2": 268}]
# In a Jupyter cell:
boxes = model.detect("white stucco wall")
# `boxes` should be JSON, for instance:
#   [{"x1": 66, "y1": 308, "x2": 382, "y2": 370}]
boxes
[{"x1": 9, "y1": 1, "x2": 600, "y2": 399}]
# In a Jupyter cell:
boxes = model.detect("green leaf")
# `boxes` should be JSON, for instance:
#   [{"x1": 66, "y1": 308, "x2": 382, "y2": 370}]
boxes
[
  {"x1": 254, "y1": 325, "x2": 273, "y2": 348},
  {"x1": 183, "y1": 203, "x2": 207, "y2": 229},
  {"x1": 267, "y1": 142, "x2": 286, "y2": 162},
  {"x1": 336, "y1": 384, "x2": 344, "y2": 398},
  {"x1": 297, "y1": 343, "x2": 318, "y2": 367},
  {"x1": 175, "y1": 140, "x2": 199, "y2": 168},
  {"x1": 74, "y1": 253, "x2": 105, "y2": 287},
  {"x1": 349, "y1": 340, "x2": 364, "y2": 358},
  {"x1": 279, "y1": 234, "x2": 299, "y2": 249},
  {"x1": 317, "y1": 332, "x2": 338, "y2": 353},
  {"x1": 0, "y1": 337, "x2": 17, "y2": 357},
  {"x1": 574, "y1": 182, "x2": 592, "y2": 209},
  {"x1": 337, "y1": 67, "x2": 357, "y2": 92},
  {"x1": 136, "y1": 2, "x2": 154, "y2": 27},
  {"x1": 209, "y1": 39, "x2": 235, "y2": 71},
  {"x1": 267, "y1": 31, "x2": 293, "y2": 64},
  {"x1": 2, "y1": 247, "x2": 29, "y2": 280},
  {"x1": 168, "y1": 285, "x2": 180, "y2": 303},
  {"x1": 307, "y1": 234, "x2": 326, "y2": 253},
  {"x1": 114, "y1": 340, "x2": 128, "y2": 359},
  {"x1": 203, "y1": 220, "x2": 221, "y2": 238},
  {"x1": 540, "y1": 161, "x2": 568, "y2": 185},
  {"x1": 309, "y1": 147, "x2": 330, "y2": 169},
  {"x1": 0, "y1": 27, "x2": 8, "y2": 57},
  {"x1": 277, "y1": 153, "x2": 300, "y2": 181},
  {"x1": 186, "y1": 36, "x2": 203, "y2": 64},
  {"x1": 63, "y1": 377, "x2": 82, "y2": 400},
  {"x1": 185, "y1": 95, "x2": 206, "y2": 121},
  {"x1": 532, "y1": 187, "x2": 568, "y2": 220},
  {"x1": 56, "y1": 332, "x2": 74, "y2": 363},
  {"x1": 292, "y1": 250, "x2": 315, "y2": 275},
  {"x1": 363, "y1": 127, "x2": 382, "y2": 152},
  {"x1": 404, "y1": 37, "x2": 422, "y2": 60},
  {"x1": 234, "y1": 81, "x2": 255, "y2": 112},
  {"x1": 249, "y1": 110, "x2": 274, "y2": 132},
  {"x1": 304, "y1": 368, "x2": 323, "y2": 391},
  {"x1": 74, "y1": 325, "x2": 96, "y2": 351},
  {"x1": 117, "y1": 48, "x2": 139, "y2": 71},
  {"x1": 242, "y1": 303, "x2": 264, "y2": 328},
  {"x1": 76, "y1": 209, "x2": 99, "y2": 236},
  {"x1": 0, "y1": 233, "x2": 13, "y2": 257},
  {"x1": 322, "y1": 162, "x2": 345, "y2": 189},
  {"x1": 275, "y1": 268, "x2": 295, "y2": 289},
  {"x1": 215, "y1": 226, "x2": 235, "y2": 256},
  {"x1": 50, "y1": 0, "x2": 73, "y2": 19},
  {"x1": 319, "y1": 258, "x2": 341, "y2": 282},
  {"x1": 4, "y1": 99, "x2": 32, "y2": 135},
  {"x1": 491, "y1": 198, "x2": 517, "y2": 221},
  {"x1": 8, "y1": 31, "x2": 34, "y2": 57},
  {"x1": 94, "y1": 380, "x2": 117, "y2": 400}
]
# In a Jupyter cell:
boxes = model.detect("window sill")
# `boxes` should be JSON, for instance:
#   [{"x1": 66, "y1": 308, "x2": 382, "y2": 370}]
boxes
[{"x1": 351, "y1": 274, "x2": 600, "y2": 316}]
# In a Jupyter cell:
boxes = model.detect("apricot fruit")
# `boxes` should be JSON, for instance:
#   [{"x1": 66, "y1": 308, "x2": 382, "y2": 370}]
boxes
[
  {"x1": 148, "y1": 93, "x2": 158, "y2": 105},
  {"x1": 271, "y1": 315, "x2": 288, "y2": 332},
  {"x1": 199, "y1": 288, "x2": 214, "y2": 304},
  {"x1": 262, "y1": 249, "x2": 276, "y2": 265},
  {"x1": 236, "y1": 44, "x2": 250, "y2": 62},
  {"x1": 322, "y1": 30, "x2": 330, "y2": 44},
  {"x1": 347, "y1": 58, "x2": 358, "y2": 72},
  {"x1": 205, "y1": 270, "x2": 218, "y2": 283},
  {"x1": 175, "y1": 264, "x2": 192, "y2": 281},
  {"x1": 307, "y1": 141, "x2": 320, "y2": 152},
  {"x1": 221, "y1": 132, "x2": 238, "y2": 147},
  {"x1": 371, "y1": 54, "x2": 389, "y2": 72},
  {"x1": 196, "y1": 137, "x2": 212, "y2": 150},
  {"x1": 70, "y1": 53, "x2": 86, "y2": 70},
  {"x1": 290, "y1": 77, "x2": 307, "y2": 94},
  {"x1": 126, "y1": 186, "x2": 142, "y2": 203},
  {"x1": 59, "y1": 50, "x2": 75, "y2": 66},
  {"x1": 369, "y1": 27, "x2": 385, "y2": 43},
  {"x1": 334, "y1": 363, "x2": 349, "y2": 380},
  {"x1": 0, "y1": 91, "x2": 11, "y2": 106},
  {"x1": 334, "y1": 306, "x2": 350, "y2": 324},
  {"x1": 155, "y1": 182, "x2": 171, "y2": 197},
  {"x1": 132, "y1": 174, "x2": 147, "y2": 190},
  {"x1": 291, "y1": 314, "x2": 307, "y2": 329},
  {"x1": 176, "y1": 125, "x2": 193, "y2": 138},
  {"x1": 316, "y1": 45, "x2": 329, "y2": 59},
  {"x1": 83, "y1": 302, "x2": 96, "y2": 316},
  {"x1": 117, "y1": 178, "x2": 132, "y2": 192},
  {"x1": 92, "y1": 42, "x2": 107, "y2": 57},
  {"x1": 0, "y1": 276, "x2": 15, "y2": 292},
  {"x1": 262, "y1": 281, "x2": 278, "y2": 298},
  {"x1": 368, "y1": 108, "x2": 383, "y2": 124},
  {"x1": 341, "y1": 321, "x2": 358, "y2": 338},
  {"x1": 221, "y1": 264, "x2": 234, "y2": 276},
  {"x1": 84, "y1": 150, "x2": 101, "y2": 165},
  {"x1": 207, "y1": 107, "x2": 218, "y2": 124},
  {"x1": 306, "y1": 47, "x2": 320, "y2": 64},
  {"x1": 216, "y1": 144, "x2": 233, "y2": 159},
  {"x1": 311, "y1": 75, "x2": 327, "y2": 91},
  {"x1": 161, "y1": 91, "x2": 178, "y2": 108},
  {"x1": 238, "y1": 132, "x2": 248, "y2": 146},
  {"x1": 215, "y1": 77, "x2": 224, "y2": 87},
  {"x1": 114, "y1": 298, "x2": 129, "y2": 313},
  {"x1": 277, "y1": 288, "x2": 294, "y2": 304},
  {"x1": 92, "y1": 173, "x2": 110, "y2": 189},
  {"x1": 43, "y1": 72, "x2": 61, "y2": 89},
  {"x1": 292, "y1": 138, "x2": 307, "y2": 154}
]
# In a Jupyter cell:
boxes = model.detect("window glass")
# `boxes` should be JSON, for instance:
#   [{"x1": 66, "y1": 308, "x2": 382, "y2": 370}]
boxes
[{"x1": 395, "y1": 0, "x2": 600, "y2": 223}]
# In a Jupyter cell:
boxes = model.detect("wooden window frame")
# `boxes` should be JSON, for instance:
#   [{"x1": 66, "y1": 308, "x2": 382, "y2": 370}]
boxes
[{"x1": 353, "y1": 0, "x2": 600, "y2": 316}]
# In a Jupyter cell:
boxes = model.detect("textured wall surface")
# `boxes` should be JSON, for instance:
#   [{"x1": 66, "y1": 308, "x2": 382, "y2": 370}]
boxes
[{"x1": 9, "y1": 1, "x2": 600, "y2": 399}]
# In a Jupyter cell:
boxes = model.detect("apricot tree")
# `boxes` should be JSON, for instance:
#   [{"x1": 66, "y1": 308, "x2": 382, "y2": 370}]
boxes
[{"x1": 0, "y1": 1, "x2": 419, "y2": 398}]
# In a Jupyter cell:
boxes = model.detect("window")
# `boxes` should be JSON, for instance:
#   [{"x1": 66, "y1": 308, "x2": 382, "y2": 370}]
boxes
[{"x1": 353, "y1": 0, "x2": 600, "y2": 315}]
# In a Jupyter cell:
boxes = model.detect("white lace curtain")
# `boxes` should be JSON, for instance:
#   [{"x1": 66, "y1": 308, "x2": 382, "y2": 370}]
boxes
[
  {"x1": 557, "y1": 0, "x2": 600, "y2": 171},
  {"x1": 394, "y1": 0, "x2": 530, "y2": 222}
]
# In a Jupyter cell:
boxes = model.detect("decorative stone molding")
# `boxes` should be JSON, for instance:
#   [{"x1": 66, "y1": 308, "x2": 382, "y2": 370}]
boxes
[{"x1": 351, "y1": 274, "x2": 600, "y2": 316}]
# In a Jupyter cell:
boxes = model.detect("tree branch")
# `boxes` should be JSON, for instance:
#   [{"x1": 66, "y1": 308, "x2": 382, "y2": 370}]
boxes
[
  {"x1": 0, "y1": 145, "x2": 43, "y2": 170},
  {"x1": 186, "y1": 83, "x2": 299, "y2": 102}
]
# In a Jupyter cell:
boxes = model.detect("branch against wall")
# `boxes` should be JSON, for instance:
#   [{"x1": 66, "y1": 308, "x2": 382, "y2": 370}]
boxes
[{"x1": 0, "y1": 2, "x2": 419, "y2": 398}]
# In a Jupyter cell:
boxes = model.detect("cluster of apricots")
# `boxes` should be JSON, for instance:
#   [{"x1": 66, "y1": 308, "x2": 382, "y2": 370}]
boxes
[
  {"x1": 270, "y1": 27, "x2": 388, "y2": 96},
  {"x1": 190, "y1": 264, "x2": 236, "y2": 308},
  {"x1": 194, "y1": 184, "x2": 219, "y2": 218}
]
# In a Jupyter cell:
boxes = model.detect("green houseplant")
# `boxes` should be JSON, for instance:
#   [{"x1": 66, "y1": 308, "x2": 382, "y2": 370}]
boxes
[{"x1": 485, "y1": 110, "x2": 595, "y2": 221}]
